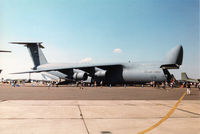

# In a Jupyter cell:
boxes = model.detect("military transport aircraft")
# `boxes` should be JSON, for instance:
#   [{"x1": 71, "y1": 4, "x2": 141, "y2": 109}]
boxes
[
  {"x1": 181, "y1": 72, "x2": 199, "y2": 83},
  {"x1": 10, "y1": 42, "x2": 183, "y2": 85},
  {"x1": 0, "y1": 50, "x2": 11, "y2": 75}
]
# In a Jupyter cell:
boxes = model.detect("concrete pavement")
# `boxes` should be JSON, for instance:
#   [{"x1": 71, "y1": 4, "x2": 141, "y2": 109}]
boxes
[{"x1": 0, "y1": 100, "x2": 199, "y2": 134}]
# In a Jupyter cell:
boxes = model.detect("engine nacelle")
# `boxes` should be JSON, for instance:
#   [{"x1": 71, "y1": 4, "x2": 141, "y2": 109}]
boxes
[
  {"x1": 95, "y1": 70, "x2": 107, "y2": 78},
  {"x1": 73, "y1": 73, "x2": 88, "y2": 80}
]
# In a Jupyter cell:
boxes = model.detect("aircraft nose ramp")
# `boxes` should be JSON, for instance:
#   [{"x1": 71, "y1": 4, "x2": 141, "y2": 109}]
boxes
[{"x1": 0, "y1": 100, "x2": 199, "y2": 134}]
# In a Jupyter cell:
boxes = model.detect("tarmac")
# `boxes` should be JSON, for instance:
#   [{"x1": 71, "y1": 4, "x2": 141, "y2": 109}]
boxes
[
  {"x1": 0, "y1": 85, "x2": 199, "y2": 134},
  {"x1": 0, "y1": 85, "x2": 199, "y2": 100}
]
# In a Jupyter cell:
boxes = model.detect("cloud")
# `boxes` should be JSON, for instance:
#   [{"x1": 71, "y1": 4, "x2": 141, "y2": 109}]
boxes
[
  {"x1": 80, "y1": 57, "x2": 93, "y2": 63},
  {"x1": 113, "y1": 48, "x2": 122, "y2": 53}
]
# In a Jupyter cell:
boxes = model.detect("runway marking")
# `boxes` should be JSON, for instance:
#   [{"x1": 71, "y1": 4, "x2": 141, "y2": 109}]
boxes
[
  {"x1": 176, "y1": 108, "x2": 200, "y2": 116},
  {"x1": 164, "y1": 105, "x2": 200, "y2": 116},
  {"x1": 138, "y1": 91, "x2": 187, "y2": 134},
  {"x1": 78, "y1": 105, "x2": 90, "y2": 134}
]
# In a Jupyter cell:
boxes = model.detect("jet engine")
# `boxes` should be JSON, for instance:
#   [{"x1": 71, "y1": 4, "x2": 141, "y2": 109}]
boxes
[
  {"x1": 95, "y1": 70, "x2": 107, "y2": 78},
  {"x1": 73, "y1": 72, "x2": 88, "y2": 80}
]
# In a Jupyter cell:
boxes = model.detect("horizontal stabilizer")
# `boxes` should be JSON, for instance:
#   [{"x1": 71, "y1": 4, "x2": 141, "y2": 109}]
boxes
[{"x1": 10, "y1": 42, "x2": 44, "y2": 48}]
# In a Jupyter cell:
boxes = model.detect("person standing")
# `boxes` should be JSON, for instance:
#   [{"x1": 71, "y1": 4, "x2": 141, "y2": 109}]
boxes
[
  {"x1": 197, "y1": 82, "x2": 200, "y2": 91},
  {"x1": 100, "y1": 81, "x2": 103, "y2": 88},
  {"x1": 186, "y1": 83, "x2": 191, "y2": 95},
  {"x1": 161, "y1": 82, "x2": 165, "y2": 89},
  {"x1": 80, "y1": 80, "x2": 84, "y2": 90}
]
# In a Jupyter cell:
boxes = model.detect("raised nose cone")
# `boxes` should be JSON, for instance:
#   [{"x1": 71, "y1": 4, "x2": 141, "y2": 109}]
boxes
[
  {"x1": 166, "y1": 45, "x2": 183, "y2": 65},
  {"x1": 175, "y1": 45, "x2": 183, "y2": 65}
]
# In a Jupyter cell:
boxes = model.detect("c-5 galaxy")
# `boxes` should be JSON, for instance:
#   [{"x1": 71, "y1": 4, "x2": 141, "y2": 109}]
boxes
[
  {"x1": 0, "y1": 50, "x2": 11, "y2": 74},
  {"x1": 10, "y1": 42, "x2": 183, "y2": 85}
]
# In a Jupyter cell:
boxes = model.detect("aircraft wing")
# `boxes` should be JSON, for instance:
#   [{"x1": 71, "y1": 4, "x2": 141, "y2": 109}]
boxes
[{"x1": 11, "y1": 63, "x2": 123, "y2": 75}]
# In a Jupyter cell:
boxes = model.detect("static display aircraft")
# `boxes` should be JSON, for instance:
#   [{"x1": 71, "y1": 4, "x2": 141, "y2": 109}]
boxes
[
  {"x1": 10, "y1": 42, "x2": 183, "y2": 85},
  {"x1": 181, "y1": 72, "x2": 199, "y2": 83},
  {"x1": 0, "y1": 50, "x2": 11, "y2": 74}
]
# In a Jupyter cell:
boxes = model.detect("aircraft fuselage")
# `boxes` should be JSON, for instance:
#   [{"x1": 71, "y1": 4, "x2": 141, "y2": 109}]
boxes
[{"x1": 38, "y1": 62, "x2": 167, "y2": 84}]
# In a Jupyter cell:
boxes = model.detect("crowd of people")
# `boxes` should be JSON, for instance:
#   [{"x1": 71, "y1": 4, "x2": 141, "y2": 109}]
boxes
[
  {"x1": 1, "y1": 78, "x2": 200, "y2": 96},
  {"x1": 149, "y1": 80, "x2": 200, "y2": 95}
]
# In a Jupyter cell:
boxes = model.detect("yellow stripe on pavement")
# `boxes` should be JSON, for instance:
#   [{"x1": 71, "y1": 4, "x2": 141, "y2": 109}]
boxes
[{"x1": 138, "y1": 91, "x2": 187, "y2": 134}]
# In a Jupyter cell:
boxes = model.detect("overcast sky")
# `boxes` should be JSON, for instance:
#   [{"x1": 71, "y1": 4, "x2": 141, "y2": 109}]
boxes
[{"x1": 0, "y1": 0, "x2": 199, "y2": 80}]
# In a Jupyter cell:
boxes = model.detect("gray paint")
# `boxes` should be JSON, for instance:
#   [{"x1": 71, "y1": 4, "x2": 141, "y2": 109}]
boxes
[
  {"x1": 11, "y1": 42, "x2": 183, "y2": 84},
  {"x1": 26, "y1": 43, "x2": 48, "y2": 69},
  {"x1": 165, "y1": 45, "x2": 183, "y2": 65}
]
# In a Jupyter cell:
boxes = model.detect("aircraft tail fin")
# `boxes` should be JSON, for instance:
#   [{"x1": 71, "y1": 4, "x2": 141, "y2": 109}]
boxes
[
  {"x1": 10, "y1": 42, "x2": 48, "y2": 69},
  {"x1": 181, "y1": 72, "x2": 189, "y2": 80},
  {"x1": 160, "y1": 45, "x2": 183, "y2": 69}
]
